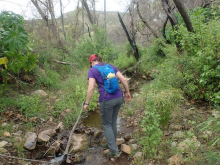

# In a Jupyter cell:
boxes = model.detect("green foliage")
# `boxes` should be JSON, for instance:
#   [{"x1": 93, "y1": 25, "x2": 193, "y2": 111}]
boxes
[
  {"x1": 72, "y1": 26, "x2": 116, "y2": 67},
  {"x1": 0, "y1": 11, "x2": 38, "y2": 74},
  {"x1": 113, "y1": 53, "x2": 136, "y2": 70},
  {"x1": 175, "y1": 7, "x2": 220, "y2": 104},
  {"x1": 0, "y1": 96, "x2": 17, "y2": 113},
  {"x1": 140, "y1": 109, "x2": 162, "y2": 158},
  {"x1": 17, "y1": 94, "x2": 45, "y2": 119}
]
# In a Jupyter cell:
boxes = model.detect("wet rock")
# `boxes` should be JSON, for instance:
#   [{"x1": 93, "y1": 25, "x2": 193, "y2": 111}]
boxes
[
  {"x1": 169, "y1": 124, "x2": 182, "y2": 130},
  {"x1": 173, "y1": 131, "x2": 185, "y2": 139},
  {"x1": 103, "y1": 149, "x2": 110, "y2": 155},
  {"x1": 0, "y1": 141, "x2": 8, "y2": 148},
  {"x1": 92, "y1": 128, "x2": 103, "y2": 139},
  {"x1": 123, "y1": 133, "x2": 132, "y2": 141},
  {"x1": 116, "y1": 138, "x2": 125, "y2": 145},
  {"x1": 201, "y1": 130, "x2": 212, "y2": 139},
  {"x1": 1, "y1": 123, "x2": 8, "y2": 127},
  {"x1": 46, "y1": 141, "x2": 60, "y2": 156},
  {"x1": 131, "y1": 144, "x2": 138, "y2": 150},
  {"x1": 3, "y1": 131, "x2": 10, "y2": 137},
  {"x1": 133, "y1": 152, "x2": 142, "y2": 160},
  {"x1": 127, "y1": 139, "x2": 136, "y2": 144},
  {"x1": 69, "y1": 134, "x2": 89, "y2": 153},
  {"x1": 177, "y1": 138, "x2": 201, "y2": 152},
  {"x1": 24, "y1": 132, "x2": 37, "y2": 150},
  {"x1": 120, "y1": 144, "x2": 131, "y2": 154},
  {"x1": 168, "y1": 154, "x2": 183, "y2": 165},
  {"x1": 32, "y1": 90, "x2": 48, "y2": 97},
  {"x1": 38, "y1": 129, "x2": 56, "y2": 143}
]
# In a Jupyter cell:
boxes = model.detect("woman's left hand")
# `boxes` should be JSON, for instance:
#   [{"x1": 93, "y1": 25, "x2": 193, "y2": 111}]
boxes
[{"x1": 84, "y1": 105, "x2": 88, "y2": 111}]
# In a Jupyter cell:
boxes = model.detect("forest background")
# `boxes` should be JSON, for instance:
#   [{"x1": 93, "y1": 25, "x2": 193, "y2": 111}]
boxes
[{"x1": 0, "y1": 0, "x2": 219, "y2": 164}]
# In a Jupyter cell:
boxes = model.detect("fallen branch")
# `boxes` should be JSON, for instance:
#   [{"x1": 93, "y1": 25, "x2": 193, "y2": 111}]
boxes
[
  {"x1": 52, "y1": 59, "x2": 78, "y2": 66},
  {"x1": 121, "y1": 59, "x2": 147, "y2": 74}
]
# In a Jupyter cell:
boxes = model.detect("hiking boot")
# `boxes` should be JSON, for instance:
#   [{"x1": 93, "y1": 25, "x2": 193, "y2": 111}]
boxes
[{"x1": 106, "y1": 152, "x2": 121, "y2": 158}]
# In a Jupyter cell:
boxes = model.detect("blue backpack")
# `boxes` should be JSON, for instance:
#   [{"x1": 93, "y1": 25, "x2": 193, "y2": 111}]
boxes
[{"x1": 93, "y1": 64, "x2": 119, "y2": 94}]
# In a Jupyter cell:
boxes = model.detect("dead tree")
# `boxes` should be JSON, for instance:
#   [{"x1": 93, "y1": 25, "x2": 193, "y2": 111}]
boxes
[
  {"x1": 136, "y1": 2, "x2": 159, "y2": 38},
  {"x1": 59, "y1": 0, "x2": 66, "y2": 40},
  {"x1": 81, "y1": 0, "x2": 94, "y2": 25},
  {"x1": 118, "y1": 12, "x2": 139, "y2": 61},
  {"x1": 173, "y1": 0, "x2": 194, "y2": 33}
]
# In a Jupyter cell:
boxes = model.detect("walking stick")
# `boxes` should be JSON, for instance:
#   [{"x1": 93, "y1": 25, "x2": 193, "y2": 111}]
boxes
[{"x1": 60, "y1": 102, "x2": 84, "y2": 165}]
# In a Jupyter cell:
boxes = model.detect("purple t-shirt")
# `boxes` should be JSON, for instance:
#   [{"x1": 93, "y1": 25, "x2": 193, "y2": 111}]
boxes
[{"x1": 88, "y1": 63, "x2": 123, "y2": 102}]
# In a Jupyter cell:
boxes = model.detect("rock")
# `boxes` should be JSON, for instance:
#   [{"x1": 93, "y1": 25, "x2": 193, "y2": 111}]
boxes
[
  {"x1": 177, "y1": 138, "x2": 201, "y2": 152},
  {"x1": 38, "y1": 129, "x2": 56, "y2": 142},
  {"x1": 123, "y1": 133, "x2": 132, "y2": 141},
  {"x1": 1, "y1": 123, "x2": 8, "y2": 127},
  {"x1": 142, "y1": 76, "x2": 147, "y2": 80},
  {"x1": 3, "y1": 132, "x2": 10, "y2": 137},
  {"x1": 201, "y1": 130, "x2": 212, "y2": 139},
  {"x1": 92, "y1": 128, "x2": 103, "y2": 139},
  {"x1": 171, "y1": 142, "x2": 177, "y2": 148},
  {"x1": 100, "y1": 137, "x2": 107, "y2": 145},
  {"x1": 133, "y1": 152, "x2": 142, "y2": 160},
  {"x1": 184, "y1": 109, "x2": 196, "y2": 117},
  {"x1": 0, "y1": 148, "x2": 8, "y2": 153},
  {"x1": 169, "y1": 124, "x2": 182, "y2": 130},
  {"x1": 13, "y1": 124, "x2": 19, "y2": 130},
  {"x1": 24, "y1": 132, "x2": 37, "y2": 150},
  {"x1": 69, "y1": 134, "x2": 89, "y2": 153},
  {"x1": 131, "y1": 144, "x2": 138, "y2": 150},
  {"x1": 116, "y1": 138, "x2": 125, "y2": 145},
  {"x1": 128, "y1": 139, "x2": 136, "y2": 144},
  {"x1": 46, "y1": 141, "x2": 60, "y2": 156},
  {"x1": 103, "y1": 149, "x2": 110, "y2": 155},
  {"x1": 74, "y1": 153, "x2": 84, "y2": 163},
  {"x1": 120, "y1": 144, "x2": 131, "y2": 154},
  {"x1": 173, "y1": 131, "x2": 185, "y2": 139},
  {"x1": 168, "y1": 154, "x2": 183, "y2": 165},
  {"x1": 0, "y1": 141, "x2": 8, "y2": 148},
  {"x1": 211, "y1": 110, "x2": 219, "y2": 118},
  {"x1": 32, "y1": 90, "x2": 48, "y2": 97},
  {"x1": 56, "y1": 122, "x2": 64, "y2": 131}
]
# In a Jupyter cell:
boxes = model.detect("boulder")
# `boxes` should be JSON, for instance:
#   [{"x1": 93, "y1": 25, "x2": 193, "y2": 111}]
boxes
[
  {"x1": 120, "y1": 144, "x2": 131, "y2": 154},
  {"x1": 69, "y1": 134, "x2": 89, "y2": 153},
  {"x1": 38, "y1": 129, "x2": 56, "y2": 142},
  {"x1": 32, "y1": 90, "x2": 48, "y2": 97},
  {"x1": 24, "y1": 132, "x2": 37, "y2": 150},
  {"x1": 116, "y1": 138, "x2": 125, "y2": 145}
]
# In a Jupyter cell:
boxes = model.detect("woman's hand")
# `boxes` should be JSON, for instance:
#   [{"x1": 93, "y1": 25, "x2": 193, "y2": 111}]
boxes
[
  {"x1": 125, "y1": 92, "x2": 131, "y2": 101},
  {"x1": 84, "y1": 104, "x2": 88, "y2": 111}
]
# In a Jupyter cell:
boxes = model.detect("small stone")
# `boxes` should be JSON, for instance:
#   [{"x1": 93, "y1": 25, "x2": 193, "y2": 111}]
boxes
[
  {"x1": 56, "y1": 122, "x2": 64, "y2": 131},
  {"x1": 13, "y1": 124, "x2": 19, "y2": 130},
  {"x1": 103, "y1": 149, "x2": 110, "y2": 155},
  {"x1": 202, "y1": 130, "x2": 212, "y2": 139},
  {"x1": 173, "y1": 131, "x2": 185, "y2": 139},
  {"x1": 168, "y1": 154, "x2": 183, "y2": 165},
  {"x1": 46, "y1": 141, "x2": 60, "y2": 156},
  {"x1": 38, "y1": 129, "x2": 56, "y2": 142},
  {"x1": 131, "y1": 144, "x2": 138, "y2": 150},
  {"x1": 123, "y1": 133, "x2": 131, "y2": 141},
  {"x1": 211, "y1": 110, "x2": 219, "y2": 118},
  {"x1": 142, "y1": 76, "x2": 147, "y2": 80},
  {"x1": 133, "y1": 152, "x2": 142, "y2": 160},
  {"x1": 116, "y1": 138, "x2": 125, "y2": 145},
  {"x1": 0, "y1": 148, "x2": 8, "y2": 153},
  {"x1": 120, "y1": 144, "x2": 131, "y2": 154},
  {"x1": 169, "y1": 124, "x2": 182, "y2": 130},
  {"x1": 128, "y1": 139, "x2": 136, "y2": 144},
  {"x1": 3, "y1": 132, "x2": 10, "y2": 137},
  {"x1": 0, "y1": 141, "x2": 8, "y2": 148},
  {"x1": 178, "y1": 138, "x2": 201, "y2": 152},
  {"x1": 171, "y1": 142, "x2": 177, "y2": 148},
  {"x1": 24, "y1": 132, "x2": 37, "y2": 150},
  {"x1": 1, "y1": 123, "x2": 8, "y2": 127}
]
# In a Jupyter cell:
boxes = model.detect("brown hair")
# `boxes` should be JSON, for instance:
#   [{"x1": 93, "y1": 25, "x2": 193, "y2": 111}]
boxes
[{"x1": 90, "y1": 54, "x2": 102, "y2": 68}]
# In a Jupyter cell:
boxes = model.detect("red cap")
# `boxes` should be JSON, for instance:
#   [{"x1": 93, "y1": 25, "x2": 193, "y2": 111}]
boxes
[{"x1": 89, "y1": 54, "x2": 98, "y2": 63}]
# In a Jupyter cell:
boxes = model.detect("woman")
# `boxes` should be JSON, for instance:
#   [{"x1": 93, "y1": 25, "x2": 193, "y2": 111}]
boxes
[{"x1": 84, "y1": 54, "x2": 131, "y2": 157}]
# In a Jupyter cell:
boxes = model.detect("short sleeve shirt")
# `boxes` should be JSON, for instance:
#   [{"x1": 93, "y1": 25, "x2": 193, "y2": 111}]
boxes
[{"x1": 88, "y1": 63, "x2": 123, "y2": 102}]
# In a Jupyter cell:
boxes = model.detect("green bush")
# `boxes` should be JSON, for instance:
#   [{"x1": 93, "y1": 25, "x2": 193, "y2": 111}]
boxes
[
  {"x1": 175, "y1": 7, "x2": 220, "y2": 104},
  {"x1": 113, "y1": 53, "x2": 136, "y2": 70}
]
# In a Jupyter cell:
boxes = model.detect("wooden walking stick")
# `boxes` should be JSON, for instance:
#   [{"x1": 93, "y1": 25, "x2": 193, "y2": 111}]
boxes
[{"x1": 60, "y1": 102, "x2": 84, "y2": 165}]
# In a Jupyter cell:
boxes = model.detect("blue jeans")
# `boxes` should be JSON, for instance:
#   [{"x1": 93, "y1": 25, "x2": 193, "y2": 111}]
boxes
[{"x1": 100, "y1": 97, "x2": 123, "y2": 154}]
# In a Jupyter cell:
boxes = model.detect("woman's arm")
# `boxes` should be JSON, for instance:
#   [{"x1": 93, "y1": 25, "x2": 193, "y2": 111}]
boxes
[
  {"x1": 84, "y1": 78, "x2": 96, "y2": 111},
  {"x1": 116, "y1": 71, "x2": 131, "y2": 100}
]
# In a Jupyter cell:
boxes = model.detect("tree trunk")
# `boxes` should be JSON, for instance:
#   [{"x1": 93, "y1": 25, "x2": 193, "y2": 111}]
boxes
[
  {"x1": 137, "y1": 2, "x2": 159, "y2": 38},
  {"x1": 81, "y1": 0, "x2": 94, "y2": 25},
  {"x1": 163, "y1": 16, "x2": 171, "y2": 44},
  {"x1": 60, "y1": 0, "x2": 66, "y2": 40},
  {"x1": 173, "y1": 0, "x2": 194, "y2": 33},
  {"x1": 117, "y1": 12, "x2": 139, "y2": 61},
  {"x1": 104, "y1": 0, "x2": 106, "y2": 46}
]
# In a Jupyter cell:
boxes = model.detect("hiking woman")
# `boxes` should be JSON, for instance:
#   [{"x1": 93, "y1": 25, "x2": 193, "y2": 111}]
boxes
[{"x1": 84, "y1": 54, "x2": 131, "y2": 157}]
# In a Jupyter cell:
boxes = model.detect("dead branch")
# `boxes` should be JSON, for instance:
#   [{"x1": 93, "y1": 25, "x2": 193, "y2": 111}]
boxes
[{"x1": 52, "y1": 59, "x2": 78, "y2": 66}]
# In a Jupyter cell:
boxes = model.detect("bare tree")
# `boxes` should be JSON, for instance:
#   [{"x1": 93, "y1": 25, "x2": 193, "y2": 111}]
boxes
[
  {"x1": 118, "y1": 12, "x2": 139, "y2": 61},
  {"x1": 173, "y1": 0, "x2": 194, "y2": 33},
  {"x1": 60, "y1": 0, "x2": 66, "y2": 40},
  {"x1": 81, "y1": 0, "x2": 94, "y2": 25}
]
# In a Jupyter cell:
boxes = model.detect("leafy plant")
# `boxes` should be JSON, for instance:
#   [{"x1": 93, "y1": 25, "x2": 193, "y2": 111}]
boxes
[
  {"x1": 0, "y1": 11, "x2": 38, "y2": 78},
  {"x1": 140, "y1": 109, "x2": 163, "y2": 158}
]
